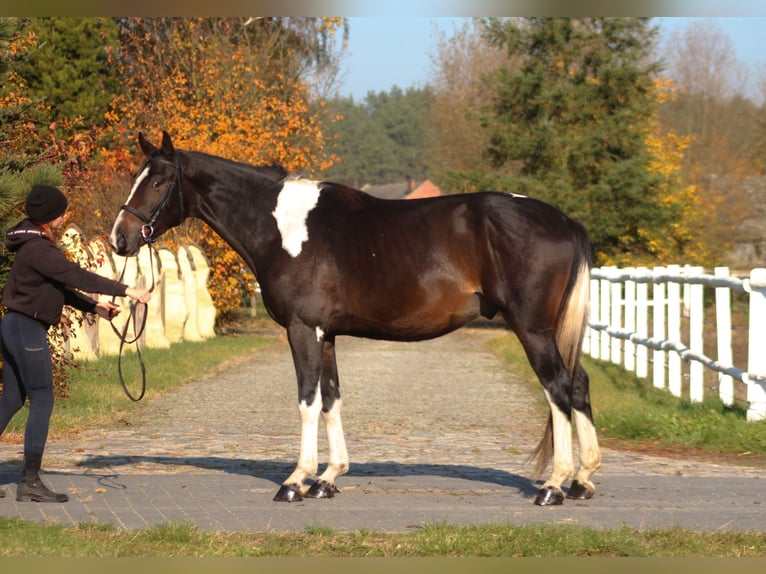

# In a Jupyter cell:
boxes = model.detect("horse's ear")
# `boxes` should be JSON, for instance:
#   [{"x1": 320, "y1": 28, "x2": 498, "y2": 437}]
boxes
[
  {"x1": 160, "y1": 131, "x2": 175, "y2": 158},
  {"x1": 138, "y1": 132, "x2": 157, "y2": 156}
]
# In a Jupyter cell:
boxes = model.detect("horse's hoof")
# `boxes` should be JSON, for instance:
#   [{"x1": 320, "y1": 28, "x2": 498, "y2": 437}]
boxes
[
  {"x1": 305, "y1": 480, "x2": 339, "y2": 499},
  {"x1": 566, "y1": 480, "x2": 595, "y2": 500},
  {"x1": 273, "y1": 483, "x2": 303, "y2": 502},
  {"x1": 534, "y1": 486, "x2": 565, "y2": 506}
]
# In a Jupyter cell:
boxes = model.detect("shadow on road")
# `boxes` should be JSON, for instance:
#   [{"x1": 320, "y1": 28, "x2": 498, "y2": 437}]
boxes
[{"x1": 2, "y1": 454, "x2": 541, "y2": 498}]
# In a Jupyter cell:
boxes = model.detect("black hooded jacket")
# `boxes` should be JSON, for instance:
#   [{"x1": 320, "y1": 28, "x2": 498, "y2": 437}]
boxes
[{"x1": 2, "y1": 219, "x2": 128, "y2": 327}]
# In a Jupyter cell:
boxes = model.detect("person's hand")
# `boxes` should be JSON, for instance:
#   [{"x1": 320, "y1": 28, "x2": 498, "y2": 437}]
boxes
[
  {"x1": 95, "y1": 301, "x2": 121, "y2": 320},
  {"x1": 126, "y1": 287, "x2": 151, "y2": 304}
]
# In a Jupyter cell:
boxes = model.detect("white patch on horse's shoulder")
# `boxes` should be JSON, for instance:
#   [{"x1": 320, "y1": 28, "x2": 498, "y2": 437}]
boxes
[
  {"x1": 316, "y1": 327, "x2": 324, "y2": 342},
  {"x1": 272, "y1": 177, "x2": 322, "y2": 257}
]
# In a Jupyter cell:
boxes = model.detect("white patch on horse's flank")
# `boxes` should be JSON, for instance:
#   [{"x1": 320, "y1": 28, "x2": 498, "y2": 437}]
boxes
[
  {"x1": 316, "y1": 327, "x2": 324, "y2": 342},
  {"x1": 272, "y1": 178, "x2": 322, "y2": 257}
]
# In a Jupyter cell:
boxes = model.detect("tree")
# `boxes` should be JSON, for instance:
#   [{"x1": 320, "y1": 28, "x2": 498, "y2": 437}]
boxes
[
  {"x1": 478, "y1": 17, "x2": 666, "y2": 264},
  {"x1": 0, "y1": 17, "x2": 65, "y2": 249},
  {"x1": 321, "y1": 86, "x2": 433, "y2": 187},
  {"x1": 0, "y1": 17, "x2": 89, "y2": 397},
  {"x1": 425, "y1": 18, "x2": 517, "y2": 192},
  {"x1": 13, "y1": 18, "x2": 120, "y2": 130},
  {"x1": 659, "y1": 19, "x2": 761, "y2": 264},
  {"x1": 87, "y1": 17, "x2": 345, "y2": 321}
]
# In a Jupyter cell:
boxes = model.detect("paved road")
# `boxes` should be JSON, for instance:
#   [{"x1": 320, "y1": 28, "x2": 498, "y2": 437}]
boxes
[{"x1": 1, "y1": 328, "x2": 763, "y2": 532}]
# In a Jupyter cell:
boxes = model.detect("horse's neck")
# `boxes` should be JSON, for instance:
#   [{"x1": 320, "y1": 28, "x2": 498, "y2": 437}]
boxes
[{"x1": 186, "y1": 160, "x2": 280, "y2": 273}]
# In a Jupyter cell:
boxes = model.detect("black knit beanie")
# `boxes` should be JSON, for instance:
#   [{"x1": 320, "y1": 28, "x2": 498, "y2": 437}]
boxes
[{"x1": 25, "y1": 184, "x2": 68, "y2": 224}]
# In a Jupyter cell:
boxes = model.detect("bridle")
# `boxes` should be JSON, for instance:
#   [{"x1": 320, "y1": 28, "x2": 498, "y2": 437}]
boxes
[
  {"x1": 110, "y1": 152, "x2": 184, "y2": 401},
  {"x1": 119, "y1": 152, "x2": 184, "y2": 245}
]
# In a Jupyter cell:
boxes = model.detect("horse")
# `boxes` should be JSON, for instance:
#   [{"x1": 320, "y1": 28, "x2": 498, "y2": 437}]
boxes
[{"x1": 110, "y1": 131, "x2": 601, "y2": 507}]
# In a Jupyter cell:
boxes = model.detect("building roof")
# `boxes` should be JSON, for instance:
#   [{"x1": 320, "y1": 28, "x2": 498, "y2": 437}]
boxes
[
  {"x1": 408, "y1": 180, "x2": 441, "y2": 199},
  {"x1": 361, "y1": 178, "x2": 442, "y2": 200}
]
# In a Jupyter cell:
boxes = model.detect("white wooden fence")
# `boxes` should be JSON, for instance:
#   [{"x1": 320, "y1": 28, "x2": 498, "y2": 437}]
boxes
[{"x1": 583, "y1": 265, "x2": 766, "y2": 422}]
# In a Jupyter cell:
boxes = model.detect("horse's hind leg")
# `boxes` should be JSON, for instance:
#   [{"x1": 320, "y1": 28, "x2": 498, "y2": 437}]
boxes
[
  {"x1": 567, "y1": 363, "x2": 601, "y2": 500},
  {"x1": 305, "y1": 335, "x2": 350, "y2": 499},
  {"x1": 515, "y1": 330, "x2": 576, "y2": 506}
]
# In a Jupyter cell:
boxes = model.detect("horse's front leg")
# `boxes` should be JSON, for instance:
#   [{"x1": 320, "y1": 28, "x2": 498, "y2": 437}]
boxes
[
  {"x1": 273, "y1": 322, "x2": 324, "y2": 502},
  {"x1": 305, "y1": 335, "x2": 349, "y2": 499}
]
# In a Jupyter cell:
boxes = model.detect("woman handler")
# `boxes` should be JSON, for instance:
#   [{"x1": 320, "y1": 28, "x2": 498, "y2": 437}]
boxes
[{"x1": 0, "y1": 184, "x2": 151, "y2": 503}]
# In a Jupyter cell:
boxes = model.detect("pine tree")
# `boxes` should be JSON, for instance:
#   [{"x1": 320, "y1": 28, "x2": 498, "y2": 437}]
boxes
[
  {"x1": 13, "y1": 17, "x2": 119, "y2": 129},
  {"x1": 482, "y1": 17, "x2": 666, "y2": 263}
]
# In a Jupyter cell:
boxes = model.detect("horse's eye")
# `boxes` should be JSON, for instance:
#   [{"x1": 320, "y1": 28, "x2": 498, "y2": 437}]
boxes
[{"x1": 152, "y1": 180, "x2": 162, "y2": 188}]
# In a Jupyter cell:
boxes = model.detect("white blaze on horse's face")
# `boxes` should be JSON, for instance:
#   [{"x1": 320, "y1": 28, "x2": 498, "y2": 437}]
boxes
[
  {"x1": 110, "y1": 165, "x2": 151, "y2": 248},
  {"x1": 272, "y1": 178, "x2": 322, "y2": 257}
]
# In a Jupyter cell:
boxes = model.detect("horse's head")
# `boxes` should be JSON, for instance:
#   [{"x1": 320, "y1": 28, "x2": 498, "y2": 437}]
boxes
[{"x1": 110, "y1": 131, "x2": 185, "y2": 256}]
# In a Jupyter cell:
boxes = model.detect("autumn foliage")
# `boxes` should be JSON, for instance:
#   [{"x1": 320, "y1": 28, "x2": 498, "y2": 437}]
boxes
[{"x1": 88, "y1": 18, "x2": 340, "y2": 321}]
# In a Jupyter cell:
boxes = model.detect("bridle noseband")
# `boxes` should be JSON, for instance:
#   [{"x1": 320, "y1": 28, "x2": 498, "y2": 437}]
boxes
[{"x1": 120, "y1": 153, "x2": 184, "y2": 244}]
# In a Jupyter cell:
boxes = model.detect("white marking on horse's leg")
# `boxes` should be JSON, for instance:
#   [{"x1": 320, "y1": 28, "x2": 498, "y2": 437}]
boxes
[
  {"x1": 315, "y1": 327, "x2": 324, "y2": 342},
  {"x1": 110, "y1": 166, "x2": 150, "y2": 245},
  {"x1": 573, "y1": 409, "x2": 601, "y2": 490},
  {"x1": 542, "y1": 390, "x2": 574, "y2": 491},
  {"x1": 283, "y1": 380, "x2": 321, "y2": 488},
  {"x1": 272, "y1": 178, "x2": 322, "y2": 257},
  {"x1": 317, "y1": 398, "x2": 349, "y2": 485}
]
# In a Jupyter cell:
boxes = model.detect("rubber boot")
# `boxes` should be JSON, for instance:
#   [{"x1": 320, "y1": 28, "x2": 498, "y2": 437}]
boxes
[{"x1": 16, "y1": 452, "x2": 68, "y2": 503}]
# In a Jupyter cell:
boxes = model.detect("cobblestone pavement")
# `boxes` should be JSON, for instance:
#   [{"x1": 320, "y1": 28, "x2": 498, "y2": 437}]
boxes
[{"x1": 1, "y1": 328, "x2": 764, "y2": 532}]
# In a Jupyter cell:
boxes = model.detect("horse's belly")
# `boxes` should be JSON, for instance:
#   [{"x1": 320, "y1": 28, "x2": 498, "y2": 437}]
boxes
[{"x1": 340, "y1": 291, "x2": 485, "y2": 341}]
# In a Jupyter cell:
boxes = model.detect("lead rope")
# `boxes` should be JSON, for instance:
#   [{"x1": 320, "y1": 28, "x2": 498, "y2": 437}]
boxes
[{"x1": 109, "y1": 244, "x2": 156, "y2": 401}]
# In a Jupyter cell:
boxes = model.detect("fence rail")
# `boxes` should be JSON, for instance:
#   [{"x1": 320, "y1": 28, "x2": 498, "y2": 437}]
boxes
[{"x1": 583, "y1": 265, "x2": 766, "y2": 421}]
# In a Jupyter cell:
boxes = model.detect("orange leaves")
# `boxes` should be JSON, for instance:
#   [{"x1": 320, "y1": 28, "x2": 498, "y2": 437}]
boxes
[{"x1": 93, "y1": 18, "x2": 341, "y2": 323}]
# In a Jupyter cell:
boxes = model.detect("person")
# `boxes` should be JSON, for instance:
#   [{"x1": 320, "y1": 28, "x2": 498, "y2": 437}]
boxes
[{"x1": 0, "y1": 184, "x2": 151, "y2": 503}]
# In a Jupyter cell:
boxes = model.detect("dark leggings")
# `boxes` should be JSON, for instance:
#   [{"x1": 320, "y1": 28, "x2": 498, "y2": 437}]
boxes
[{"x1": 0, "y1": 312, "x2": 54, "y2": 458}]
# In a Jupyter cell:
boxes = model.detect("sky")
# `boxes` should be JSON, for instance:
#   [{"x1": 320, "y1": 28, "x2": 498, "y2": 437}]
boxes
[{"x1": 335, "y1": 17, "x2": 766, "y2": 101}]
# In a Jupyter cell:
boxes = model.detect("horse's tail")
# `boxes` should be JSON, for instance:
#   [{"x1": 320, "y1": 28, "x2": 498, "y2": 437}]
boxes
[{"x1": 530, "y1": 223, "x2": 592, "y2": 477}]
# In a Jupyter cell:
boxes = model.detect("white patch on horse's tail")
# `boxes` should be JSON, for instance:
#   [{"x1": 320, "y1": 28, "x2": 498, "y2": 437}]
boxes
[{"x1": 272, "y1": 177, "x2": 322, "y2": 257}]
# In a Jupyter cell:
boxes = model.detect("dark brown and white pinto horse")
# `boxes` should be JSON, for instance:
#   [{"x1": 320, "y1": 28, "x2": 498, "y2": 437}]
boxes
[{"x1": 110, "y1": 131, "x2": 601, "y2": 506}]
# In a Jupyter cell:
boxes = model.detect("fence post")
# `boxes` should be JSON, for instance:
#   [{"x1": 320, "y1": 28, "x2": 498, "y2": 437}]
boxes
[
  {"x1": 600, "y1": 268, "x2": 612, "y2": 361},
  {"x1": 715, "y1": 267, "x2": 734, "y2": 406},
  {"x1": 586, "y1": 272, "x2": 600, "y2": 359},
  {"x1": 688, "y1": 266, "x2": 705, "y2": 402},
  {"x1": 667, "y1": 264, "x2": 682, "y2": 398},
  {"x1": 635, "y1": 267, "x2": 649, "y2": 379},
  {"x1": 610, "y1": 273, "x2": 622, "y2": 365},
  {"x1": 652, "y1": 266, "x2": 666, "y2": 390},
  {"x1": 624, "y1": 268, "x2": 636, "y2": 372},
  {"x1": 747, "y1": 268, "x2": 766, "y2": 421}
]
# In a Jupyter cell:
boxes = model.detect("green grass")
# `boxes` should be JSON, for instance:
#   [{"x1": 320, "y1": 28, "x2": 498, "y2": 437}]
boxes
[
  {"x1": 487, "y1": 332, "x2": 766, "y2": 462},
  {"x1": 2, "y1": 331, "x2": 279, "y2": 437},
  {"x1": 0, "y1": 518, "x2": 764, "y2": 557}
]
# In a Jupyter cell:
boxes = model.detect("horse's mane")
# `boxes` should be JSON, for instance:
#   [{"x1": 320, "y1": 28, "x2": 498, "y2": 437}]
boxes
[{"x1": 184, "y1": 150, "x2": 290, "y2": 183}]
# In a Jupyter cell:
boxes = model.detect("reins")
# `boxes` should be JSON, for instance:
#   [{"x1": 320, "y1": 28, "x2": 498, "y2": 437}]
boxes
[
  {"x1": 109, "y1": 250, "x2": 155, "y2": 401},
  {"x1": 109, "y1": 152, "x2": 183, "y2": 401}
]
